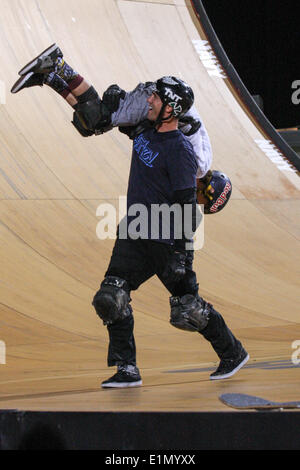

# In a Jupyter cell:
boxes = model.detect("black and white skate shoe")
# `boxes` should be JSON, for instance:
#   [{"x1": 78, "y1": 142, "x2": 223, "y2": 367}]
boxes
[
  {"x1": 18, "y1": 44, "x2": 63, "y2": 76},
  {"x1": 210, "y1": 347, "x2": 249, "y2": 380},
  {"x1": 11, "y1": 72, "x2": 45, "y2": 94},
  {"x1": 101, "y1": 364, "x2": 142, "y2": 388}
]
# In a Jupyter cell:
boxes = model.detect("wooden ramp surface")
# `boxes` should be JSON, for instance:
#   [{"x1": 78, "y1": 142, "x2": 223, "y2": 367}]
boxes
[{"x1": 0, "y1": 0, "x2": 299, "y2": 412}]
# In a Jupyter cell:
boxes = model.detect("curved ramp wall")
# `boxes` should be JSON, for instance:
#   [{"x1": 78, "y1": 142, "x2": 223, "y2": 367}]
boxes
[{"x1": 0, "y1": 0, "x2": 299, "y2": 418}]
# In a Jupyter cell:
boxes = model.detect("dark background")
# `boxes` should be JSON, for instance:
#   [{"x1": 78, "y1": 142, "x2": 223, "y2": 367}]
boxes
[{"x1": 201, "y1": 0, "x2": 300, "y2": 129}]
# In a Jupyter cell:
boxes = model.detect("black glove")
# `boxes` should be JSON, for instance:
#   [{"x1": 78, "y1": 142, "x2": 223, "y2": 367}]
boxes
[
  {"x1": 163, "y1": 250, "x2": 187, "y2": 283},
  {"x1": 118, "y1": 125, "x2": 138, "y2": 140},
  {"x1": 102, "y1": 84, "x2": 126, "y2": 113},
  {"x1": 119, "y1": 119, "x2": 153, "y2": 140},
  {"x1": 179, "y1": 115, "x2": 201, "y2": 136}
]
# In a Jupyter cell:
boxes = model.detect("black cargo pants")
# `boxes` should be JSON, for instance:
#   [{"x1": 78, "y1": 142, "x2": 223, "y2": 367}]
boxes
[{"x1": 99, "y1": 236, "x2": 241, "y2": 367}]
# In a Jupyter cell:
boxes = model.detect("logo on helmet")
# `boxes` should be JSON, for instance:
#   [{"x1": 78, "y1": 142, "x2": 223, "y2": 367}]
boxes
[
  {"x1": 170, "y1": 102, "x2": 183, "y2": 116},
  {"x1": 164, "y1": 87, "x2": 182, "y2": 103},
  {"x1": 210, "y1": 181, "x2": 232, "y2": 213}
]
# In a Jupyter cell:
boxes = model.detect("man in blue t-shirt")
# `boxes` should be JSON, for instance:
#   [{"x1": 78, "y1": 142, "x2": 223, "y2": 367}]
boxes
[
  {"x1": 11, "y1": 45, "x2": 248, "y2": 385},
  {"x1": 92, "y1": 77, "x2": 248, "y2": 387},
  {"x1": 124, "y1": 113, "x2": 198, "y2": 245}
]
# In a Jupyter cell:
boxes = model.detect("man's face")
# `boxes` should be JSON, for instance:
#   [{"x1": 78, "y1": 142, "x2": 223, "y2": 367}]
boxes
[{"x1": 147, "y1": 92, "x2": 163, "y2": 121}]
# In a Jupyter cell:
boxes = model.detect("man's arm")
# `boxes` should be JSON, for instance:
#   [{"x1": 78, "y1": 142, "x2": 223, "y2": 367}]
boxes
[
  {"x1": 173, "y1": 187, "x2": 200, "y2": 252},
  {"x1": 179, "y1": 105, "x2": 213, "y2": 178},
  {"x1": 72, "y1": 82, "x2": 153, "y2": 137},
  {"x1": 162, "y1": 187, "x2": 201, "y2": 283}
]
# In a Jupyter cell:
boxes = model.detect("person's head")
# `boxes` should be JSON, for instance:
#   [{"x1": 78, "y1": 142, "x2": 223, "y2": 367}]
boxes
[
  {"x1": 147, "y1": 76, "x2": 194, "y2": 127},
  {"x1": 197, "y1": 170, "x2": 232, "y2": 214}
]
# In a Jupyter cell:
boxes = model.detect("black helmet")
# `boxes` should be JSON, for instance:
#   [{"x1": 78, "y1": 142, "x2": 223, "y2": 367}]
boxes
[
  {"x1": 153, "y1": 76, "x2": 194, "y2": 118},
  {"x1": 198, "y1": 170, "x2": 232, "y2": 214}
]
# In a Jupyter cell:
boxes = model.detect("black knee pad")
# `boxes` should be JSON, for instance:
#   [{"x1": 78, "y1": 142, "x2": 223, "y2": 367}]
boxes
[
  {"x1": 73, "y1": 86, "x2": 112, "y2": 134},
  {"x1": 92, "y1": 276, "x2": 131, "y2": 326},
  {"x1": 169, "y1": 294, "x2": 210, "y2": 332},
  {"x1": 72, "y1": 111, "x2": 94, "y2": 137}
]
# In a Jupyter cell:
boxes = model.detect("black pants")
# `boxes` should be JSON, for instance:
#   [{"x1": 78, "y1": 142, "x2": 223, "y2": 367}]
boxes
[{"x1": 100, "y1": 236, "x2": 241, "y2": 366}]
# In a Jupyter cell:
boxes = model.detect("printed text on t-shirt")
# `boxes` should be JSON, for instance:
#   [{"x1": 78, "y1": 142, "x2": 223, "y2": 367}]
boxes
[{"x1": 133, "y1": 134, "x2": 159, "y2": 167}]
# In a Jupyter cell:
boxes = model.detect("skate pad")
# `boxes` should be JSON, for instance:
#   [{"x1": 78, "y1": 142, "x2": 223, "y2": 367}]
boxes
[{"x1": 219, "y1": 393, "x2": 300, "y2": 410}]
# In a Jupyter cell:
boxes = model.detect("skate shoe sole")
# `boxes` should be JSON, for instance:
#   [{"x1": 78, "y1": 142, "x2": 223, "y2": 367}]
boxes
[
  {"x1": 210, "y1": 353, "x2": 249, "y2": 380},
  {"x1": 101, "y1": 379, "x2": 142, "y2": 389},
  {"x1": 11, "y1": 72, "x2": 35, "y2": 94},
  {"x1": 18, "y1": 44, "x2": 62, "y2": 76}
]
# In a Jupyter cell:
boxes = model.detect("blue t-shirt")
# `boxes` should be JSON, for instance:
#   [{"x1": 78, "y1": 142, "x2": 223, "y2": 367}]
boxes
[{"x1": 120, "y1": 128, "x2": 198, "y2": 244}]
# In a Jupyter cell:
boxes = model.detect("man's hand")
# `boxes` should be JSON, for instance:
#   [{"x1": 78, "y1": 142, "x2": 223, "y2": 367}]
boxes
[
  {"x1": 102, "y1": 84, "x2": 126, "y2": 113},
  {"x1": 163, "y1": 250, "x2": 187, "y2": 283},
  {"x1": 119, "y1": 119, "x2": 153, "y2": 140}
]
